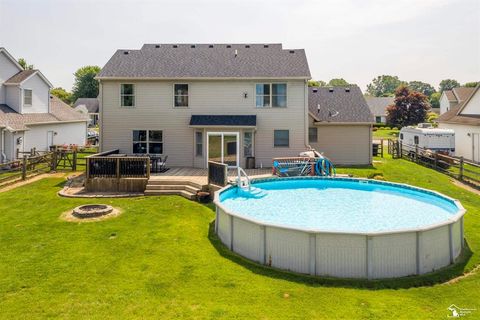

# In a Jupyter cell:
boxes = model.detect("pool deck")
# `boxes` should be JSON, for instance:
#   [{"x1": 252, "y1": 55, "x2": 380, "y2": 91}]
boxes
[{"x1": 149, "y1": 167, "x2": 273, "y2": 186}]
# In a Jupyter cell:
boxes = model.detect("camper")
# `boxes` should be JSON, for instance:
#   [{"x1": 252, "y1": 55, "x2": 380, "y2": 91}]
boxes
[{"x1": 399, "y1": 123, "x2": 455, "y2": 155}]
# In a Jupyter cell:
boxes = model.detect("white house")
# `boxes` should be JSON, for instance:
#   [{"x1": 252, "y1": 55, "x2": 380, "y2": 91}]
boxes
[
  {"x1": 0, "y1": 47, "x2": 88, "y2": 162},
  {"x1": 439, "y1": 87, "x2": 475, "y2": 115},
  {"x1": 364, "y1": 96, "x2": 394, "y2": 124},
  {"x1": 73, "y1": 98, "x2": 99, "y2": 126},
  {"x1": 437, "y1": 84, "x2": 480, "y2": 162}
]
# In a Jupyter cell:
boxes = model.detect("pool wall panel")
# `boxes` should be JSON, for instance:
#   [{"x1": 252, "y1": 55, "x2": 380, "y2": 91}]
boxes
[
  {"x1": 420, "y1": 225, "x2": 450, "y2": 274},
  {"x1": 266, "y1": 227, "x2": 310, "y2": 274},
  {"x1": 217, "y1": 208, "x2": 231, "y2": 248},
  {"x1": 232, "y1": 218, "x2": 263, "y2": 263},
  {"x1": 452, "y1": 220, "x2": 462, "y2": 260},
  {"x1": 371, "y1": 233, "x2": 417, "y2": 279},
  {"x1": 315, "y1": 234, "x2": 367, "y2": 278}
]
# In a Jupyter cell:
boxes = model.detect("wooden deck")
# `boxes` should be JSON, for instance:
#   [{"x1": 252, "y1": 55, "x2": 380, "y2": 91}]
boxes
[{"x1": 149, "y1": 167, "x2": 273, "y2": 186}]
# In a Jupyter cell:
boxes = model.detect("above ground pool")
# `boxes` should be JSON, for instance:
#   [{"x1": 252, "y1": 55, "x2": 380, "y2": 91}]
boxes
[{"x1": 214, "y1": 177, "x2": 466, "y2": 279}]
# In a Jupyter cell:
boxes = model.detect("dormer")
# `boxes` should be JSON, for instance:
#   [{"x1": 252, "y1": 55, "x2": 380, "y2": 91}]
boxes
[{"x1": 4, "y1": 70, "x2": 53, "y2": 114}]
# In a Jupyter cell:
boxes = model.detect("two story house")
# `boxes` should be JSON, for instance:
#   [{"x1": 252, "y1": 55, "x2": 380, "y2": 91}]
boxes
[
  {"x1": 439, "y1": 87, "x2": 475, "y2": 115},
  {"x1": 0, "y1": 48, "x2": 88, "y2": 162},
  {"x1": 97, "y1": 44, "x2": 373, "y2": 168}
]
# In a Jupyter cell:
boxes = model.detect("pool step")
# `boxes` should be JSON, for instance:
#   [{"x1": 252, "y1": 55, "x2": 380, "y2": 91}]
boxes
[{"x1": 145, "y1": 179, "x2": 203, "y2": 200}]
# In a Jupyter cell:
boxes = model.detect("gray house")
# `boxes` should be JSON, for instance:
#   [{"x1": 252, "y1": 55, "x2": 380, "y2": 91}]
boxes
[
  {"x1": 365, "y1": 96, "x2": 394, "y2": 124},
  {"x1": 73, "y1": 98, "x2": 99, "y2": 126},
  {"x1": 97, "y1": 43, "x2": 373, "y2": 168}
]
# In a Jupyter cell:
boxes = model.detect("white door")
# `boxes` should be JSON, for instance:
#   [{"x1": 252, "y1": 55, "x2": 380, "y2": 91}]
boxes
[
  {"x1": 47, "y1": 131, "x2": 54, "y2": 150},
  {"x1": 207, "y1": 132, "x2": 239, "y2": 167},
  {"x1": 473, "y1": 133, "x2": 480, "y2": 163}
]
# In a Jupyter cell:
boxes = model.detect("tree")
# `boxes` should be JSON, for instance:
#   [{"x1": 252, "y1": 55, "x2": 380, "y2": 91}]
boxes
[
  {"x1": 386, "y1": 85, "x2": 430, "y2": 128},
  {"x1": 429, "y1": 92, "x2": 441, "y2": 109},
  {"x1": 18, "y1": 58, "x2": 34, "y2": 70},
  {"x1": 308, "y1": 80, "x2": 326, "y2": 87},
  {"x1": 366, "y1": 75, "x2": 405, "y2": 97},
  {"x1": 51, "y1": 87, "x2": 73, "y2": 105},
  {"x1": 71, "y1": 66, "x2": 101, "y2": 101},
  {"x1": 407, "y1": 81, "x2": 436, "y2": 97},
  {"x1": 439, "y1": 79, "x2": 460, "y2": 93},
  {"x1": 426, "y1": 112, "x2": 438, "y2": 124},
  {"x1": 464, "y1": 81, "x2": 479, "y2": 88},
  {"x1": 327, "y1": 78, "x2": 349, "y2": 86}
]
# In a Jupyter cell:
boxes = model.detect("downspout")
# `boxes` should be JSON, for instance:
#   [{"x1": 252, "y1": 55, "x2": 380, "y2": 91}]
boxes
[
  {"x1": 304, "y1": 79, "x2": 310, "y2": 149},
  {"x1": 99, "y1": 80, "x2": 103, "y2": 152},
  {"x1": 0, "y1": 128, "x2": 5, "y2": 162}
]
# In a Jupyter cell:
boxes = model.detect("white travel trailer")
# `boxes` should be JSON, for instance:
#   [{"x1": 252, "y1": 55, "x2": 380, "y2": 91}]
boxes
[{"x1": 399, "y1": 123, "x2": 455, "y2": 154}]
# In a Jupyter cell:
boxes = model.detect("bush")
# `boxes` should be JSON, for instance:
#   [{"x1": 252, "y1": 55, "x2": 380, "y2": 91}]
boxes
[
  {"x1": 372, "y1": 127, "x2": 378, "y2": 131},
  {"x1": 384, "y1": 126, "x2": 391, "y2": 130}
]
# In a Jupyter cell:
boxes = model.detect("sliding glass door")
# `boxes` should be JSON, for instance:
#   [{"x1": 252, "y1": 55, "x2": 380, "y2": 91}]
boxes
[{"x1": 207, "y1": 132, "x2": 239, "y2": 167}]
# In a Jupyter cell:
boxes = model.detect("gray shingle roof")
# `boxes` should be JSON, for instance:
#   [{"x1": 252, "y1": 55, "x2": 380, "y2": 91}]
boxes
[
  {"x1": 0, "y1": 96, "x2": 88, "y2": 131},
  {"x1": 4, "y1": 70, "x2": 37, "y2": 85},
  {"x1": 190, "y1": 115, "x2": 256, "y2": 127},
  {"x1": 98, "y1": 44, "x2": 311, "y2": 79},
  {"x1": 309, "y1": 86, "x2": 374, "y2": 123},
  {"x1": 452, "y1": 87, "x2": 475, "y2": 102},
  {"x1": 364, "y1": 96, "x2": 394, "y2": 117},
  {"x1": 73, "y1": 98, "x2": 99, "y2": 113},
  {"x1": 437, "y1": 85, "x2": 480, "y2": 126}
]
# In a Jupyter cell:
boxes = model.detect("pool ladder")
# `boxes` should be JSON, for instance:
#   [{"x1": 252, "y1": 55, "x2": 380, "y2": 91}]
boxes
[{"x1": 237, "y1": 167, "x2": 251, "y2": 191}]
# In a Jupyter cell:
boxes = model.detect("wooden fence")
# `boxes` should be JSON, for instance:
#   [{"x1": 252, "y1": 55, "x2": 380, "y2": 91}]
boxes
[
  {"x1": 208, "y1": 161, "x2": 228, "y2": 186},
  {"x1": 388, "y1": 141, "x2": 480, "y2": 188},
  {"x1": 0, "y1": 151, "x2": 54, "y2": 186}
]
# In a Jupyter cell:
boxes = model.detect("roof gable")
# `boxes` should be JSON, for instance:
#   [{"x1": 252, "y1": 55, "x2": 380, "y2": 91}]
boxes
[
  {"x1": 4, "y1": 69, "x2": 53, "y2": 88},
  {"x1": 0, "y1": 48, "x2": 24, "y2": 72},
  {"x1": 98, "y1": 43, "x2": 311, "y2": 79}
]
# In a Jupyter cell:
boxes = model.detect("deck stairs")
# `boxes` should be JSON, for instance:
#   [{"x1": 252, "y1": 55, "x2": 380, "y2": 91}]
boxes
[{"x1": 144, "y1": 179, "x2": 203, "y2": 200}]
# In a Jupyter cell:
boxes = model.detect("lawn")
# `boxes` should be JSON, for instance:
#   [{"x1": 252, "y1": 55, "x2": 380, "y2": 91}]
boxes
[
  {"x1": 373, "y1": 128, "x2": 399, "y2": 139},
  {"x1": 0, "y1": 156, "x2": 479, "y2": 319}
]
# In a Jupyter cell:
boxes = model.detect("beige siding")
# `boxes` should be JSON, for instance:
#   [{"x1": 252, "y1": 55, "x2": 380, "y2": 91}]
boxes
[
  {"x1": 309, "y1": 117, "x2": 371, "y2": 165},
  {"x1": 101, "y1": 80, "x2": 307, "y2": 168}
]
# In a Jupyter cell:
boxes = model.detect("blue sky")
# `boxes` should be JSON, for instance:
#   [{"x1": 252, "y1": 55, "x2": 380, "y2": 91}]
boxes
[{"x1": 0, "y1": 0, "x2": 479, "y2": 92}]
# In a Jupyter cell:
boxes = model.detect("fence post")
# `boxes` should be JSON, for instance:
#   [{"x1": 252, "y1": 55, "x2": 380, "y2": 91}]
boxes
[
  {"x1": 146, "y1": 157, "x2": 151, "y2": 179},
  {"x1": 415, "y1": 145, "x2": 419, "y2": 163},
  {"x1": 51, "y1": 150, "x2": 57, "y2": 171},
  {"x1": 22, "y1": 155, "x2": 27, "y2": 180},
  {"x1": 380, "y1": 139, "x2": 384, "y2": 158},
  {"x1": 399, "y1": 141, "x2": 402, "y2": 159},
  {"x1": 459, "y1": 157, "x2": 464, "y2": 181},
  {"x1": 86, "y1": 157, "x2": 90, "y2": 180},
  {"x1": 16, "y1": 148, "x2": 19, "y2": 159},
  {"x1": 434, "y1": 152, "x2": 438, "y2": 170},
  {"x1": 116, "y1": 158, "x2": 120, "y2": 179},
  {"x1": 72, "y1": 150, "x2": 77, "y2": 171}
]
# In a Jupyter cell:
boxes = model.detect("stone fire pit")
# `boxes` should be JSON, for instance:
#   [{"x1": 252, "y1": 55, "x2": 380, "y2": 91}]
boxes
[{"x1": 72, "y1": 204, "x2": 114, "y2": 219}]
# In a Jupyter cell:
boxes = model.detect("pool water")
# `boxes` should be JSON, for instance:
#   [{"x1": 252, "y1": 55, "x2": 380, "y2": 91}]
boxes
[{"x1": 219, "y1": 179, "x2": 459, "y2": 233}]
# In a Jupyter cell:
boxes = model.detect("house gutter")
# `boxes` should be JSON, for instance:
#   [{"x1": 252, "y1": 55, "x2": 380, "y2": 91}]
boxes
[
  {"x1": 0, "y1": 128, "x2": 5, "y2": 162},
  {"x1": 304, "y1": 80, "x2": 310, "y2": 148}
]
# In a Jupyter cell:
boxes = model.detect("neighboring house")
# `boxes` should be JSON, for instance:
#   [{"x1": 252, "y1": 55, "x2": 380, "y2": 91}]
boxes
[
  {"x1": 439, "y1": 87, "x2": 475, "y2": 115},
  {"x1": 0, "y1": 47, "x2": 88, "y2": 162},
  {"x1": 309, "y1": 86, "x2": 373, "y2": 165},
  {"x1": 73, "y1": 98, "x2": 99, "y2": 126},
  {"x1": 364, "y1": 96, "x2": 394, "y2": 124},
  {"x1": 437, "y1": 84, "x2": 480, "y2": 162},
  {"x1": 97, "y1": 43, "x2": 373, "y2": 168}
]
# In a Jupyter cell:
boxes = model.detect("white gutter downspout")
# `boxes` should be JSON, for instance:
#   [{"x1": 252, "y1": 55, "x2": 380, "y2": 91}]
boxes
[
  {"x1": 0, "y1": 128, "x2": 5, "y2": 162},
  {"x1": 304, "y1": 80, "x2": 310, "y2": 149}
]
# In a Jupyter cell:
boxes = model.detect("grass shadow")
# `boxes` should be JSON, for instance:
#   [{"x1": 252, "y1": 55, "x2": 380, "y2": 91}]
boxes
[{"x1": 207, "y1": 221, "x2": 474, "y2": 290}]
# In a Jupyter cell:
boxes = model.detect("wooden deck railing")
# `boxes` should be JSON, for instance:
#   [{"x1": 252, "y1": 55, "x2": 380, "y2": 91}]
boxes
[{"x1": 86, "y1": 150, "x2": 150, "y2": 180}]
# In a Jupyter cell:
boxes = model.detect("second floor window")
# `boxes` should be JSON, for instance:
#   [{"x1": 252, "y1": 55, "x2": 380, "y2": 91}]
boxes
[
  {"x1": 256, "y1": 83, "x2": 287, "y2": 108},
  {"x1": 121, "y1": 84, "x2": 135, "y2": 107},
  {"x1": 23, "y1": 89, "x2": 32, "y2": 105},
  {"x1": 174, "y1": 84, "x2": 188, "y2": 107}
]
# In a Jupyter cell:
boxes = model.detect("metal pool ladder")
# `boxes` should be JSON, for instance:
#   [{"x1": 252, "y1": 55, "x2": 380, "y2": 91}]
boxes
[{"x1": 236, "y1": 167, "x2": 251, "y2": 191}]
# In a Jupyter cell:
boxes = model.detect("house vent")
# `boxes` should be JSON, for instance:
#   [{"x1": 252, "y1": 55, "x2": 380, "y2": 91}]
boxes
[
  {"x1": 234, "y1": 49, "x2": 238, "y2": 57},
  {"x1": 155, "y1": 45, "x2": 160, "y2": 48},
  {"x1": 328, "y1": 87, "x2": 334, "y2": 92},
  {"x1": 312, "y1": 88, "x2": 318, "y2": 93},
  {"x1": 209, "y1": 44, "x2": 214, "y2": 48},
  {"x1": 123, "y1": 51, "x2": 129, "y2": 55},
  {"x1": 289, "y1": 50, "x2": 295, "y2": 54},
  {"x1": 245, "y1": 45, "x2": 250, "y2": 48},
  {"x1": 264, "y1": 45, "x2": 269, "y2": 48},
  {"x1": 226, "y1": 45, "x2": 231, "y2": 48},
  {"x1": 345, "y1": 87, "x2": 350, "y2": 92},
  {"x1": 173, "y1": 45, "x2": 178, "y2": 48},
  {"x1": 191, "y1": 45, "x2": 196, "y2": 48}
]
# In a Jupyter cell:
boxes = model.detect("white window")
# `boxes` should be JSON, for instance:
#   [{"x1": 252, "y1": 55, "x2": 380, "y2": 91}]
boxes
[
  {"x1": 23, "y1": 89, "x2": 32, "y2": 106},
  {"x1": 195, "y1": 131, "x2": 203, "y2": 156},
  {"x1": 309, "y1": 127, "x2": 318, "y2": 143},
  {"x1": 256, "y1": 83, "x2": 287, "y2": 108},
  {"x1": 174, "y1": 84, "x2": 188, "y2": 107},
  {"x1": 274, "y1": 130, "x2": 289, "y2": 147},
  {"x1": 132, "y1": 130, "x2": 163, "y2": 154},
  {"x1": 244, "y1": 131, "x2": 254, "y2": 157},
  {"x1": 121, "y1": 84, "x2": 135, "y2": 107}
]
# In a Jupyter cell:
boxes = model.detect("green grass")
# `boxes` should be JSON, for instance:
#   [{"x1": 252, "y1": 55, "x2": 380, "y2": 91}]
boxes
[
  {"x1": 373, "y1": 129, "x2": 399, "y2": 139},
  {"x1": 0, "y1": 156, "x2": 479, "y2": 319}
]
